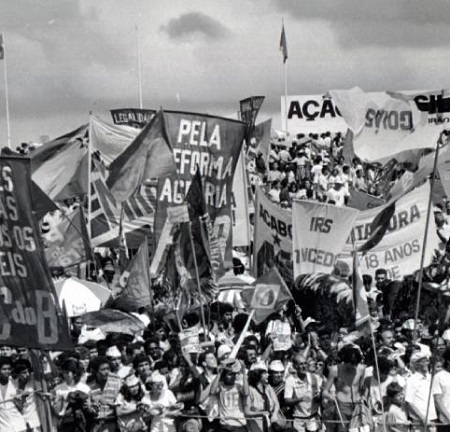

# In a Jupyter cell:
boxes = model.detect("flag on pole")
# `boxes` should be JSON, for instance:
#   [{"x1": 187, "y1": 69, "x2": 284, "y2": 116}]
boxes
[
  {"x1": 240, "y1": 267, "x2": 293, "y2": 325},
  {"x1": 353, "y1": 252, "x2": 371, "y2": 333},
  {"x1": 112, "y1": 238, "x2": 151, "y2": 312},
  {"x1": 0, "y1": 33, "x2": 4, "y2": 60},
  {"x1": 279, "y1": 24, "x2": 288, "y2": 63}
]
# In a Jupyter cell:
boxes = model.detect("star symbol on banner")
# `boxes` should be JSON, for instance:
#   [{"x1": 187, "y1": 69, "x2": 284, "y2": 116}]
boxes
[{"x1": 272, "y1": 233, "x2": 281, "y2": 247}]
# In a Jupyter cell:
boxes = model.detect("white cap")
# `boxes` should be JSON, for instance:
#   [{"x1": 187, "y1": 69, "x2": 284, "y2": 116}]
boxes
[
  {"x1": 443, "y1": 329, "x2": 450, "y2": 342},
  {"x1": 250, "y1": 361, "x2": 268, "y2": 372},
  {"x1": 105, "y1": 346, "x2": 121, "y2": 358},
  {"x1": 217, "y1": 344, "x2": 232, "y2": 360},
  {"x1": 303, "y1": 317, "x2": 320, "y2": 328}
]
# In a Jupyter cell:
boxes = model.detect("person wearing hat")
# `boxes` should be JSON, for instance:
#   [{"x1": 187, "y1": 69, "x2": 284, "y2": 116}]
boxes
[
  {"x1": 326, "y1": 178, "x2": 346, "y2": 207},
  {"x1": 268, "y1": 360, "x2": 290, "y2": 430},
  {"x1": 115, "y1": 374, "x2": 148, "y2": 432},
  {"x1": 143, "y1": 371, "x2": 181, "y2": 432},
  {"x1": 106, "y1": 346, "x2": 131, "y2": 380},
  {"x1": 404, "y1": 351, "x2": 438, "y2": 429},
  {"x1": 246, "y1": 361, "x2": 281, "y2": 432},
  {"x1": 204, "y1": 358, "x2": 249, "y2": 432}
]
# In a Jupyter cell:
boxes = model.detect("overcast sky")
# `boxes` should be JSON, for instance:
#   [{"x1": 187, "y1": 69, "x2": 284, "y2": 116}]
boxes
[{"x1": 0, "y1": 0, "x2": 449, "y2": 146}]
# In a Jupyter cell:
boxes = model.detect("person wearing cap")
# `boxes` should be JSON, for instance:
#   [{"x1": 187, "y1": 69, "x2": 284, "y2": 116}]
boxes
[
  {"x1": 326, "y1": 178, "x2": 346, "y2": 207},
  {"x1": 245, "y1": 361, "x2": 281, "y2": 432},
  {"x1": 106, "y1": 346, "x2": 131, "y2": 380},
  {"x1": 115, "y1": 374, "x2": 148, "y2": 432},
  {"x1": 432, "y1": 347, "x2": 450, "y2": 429},
  {"x1": 404, "y1": 351, "x2": 438, "y2": 429},
  {"x1": 284, "y1": 353, "x2": 323, "y2": 432},
  {"x1": 269, "y1": 360, "x2": 289, "y2": 430},
  {"x1": 143, "y1": 371, "x2": 181, "y2": 432},
  {"x1": 205, "y1": 358, "x2": 249, "y2": 432}
]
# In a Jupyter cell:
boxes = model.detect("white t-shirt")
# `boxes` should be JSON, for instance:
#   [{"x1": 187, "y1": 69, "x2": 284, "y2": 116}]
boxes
[
  {"x1": 53, "y1": 381, "x2": 91, "y2": 416},
  {"x1": 143, "y1": 389, "x2": 177, "y2": 432},
  {"x1": 404, "y1": 372, "x2": 437, "y2": 422},
  {"x1": 432, "y1": 369, "x2": 450, "y2": 422}
]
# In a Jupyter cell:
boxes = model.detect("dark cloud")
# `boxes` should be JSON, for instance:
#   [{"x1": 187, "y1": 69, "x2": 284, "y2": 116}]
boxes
[
  {"x1": 273, "y1": 0, "x2": 450, "y2": 48},
  {"x1": 161, "y1": 12, "x2": 230, "y2": 41}
]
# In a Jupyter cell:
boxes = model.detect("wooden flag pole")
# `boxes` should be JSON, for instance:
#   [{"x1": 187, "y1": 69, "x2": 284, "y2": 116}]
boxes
[
  {"x1": 229, "y1": 309, "x2": 255, "y2": 359},
  {"x1": 413, "y1": 133, "x2": 443, "y2": 336},
  {"x1": 2, "y1": 32, "x2": 11, "y2": 148},
  {"x1": 187, "y1": 220, "x2": 208, "y2": 335}
]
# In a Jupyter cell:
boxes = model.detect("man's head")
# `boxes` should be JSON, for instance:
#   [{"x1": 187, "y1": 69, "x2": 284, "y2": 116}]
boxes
[
  {"x1": 293, "y1": 354, "x2": 308, "y2": 378},
  {"x1": 13, "y1": 359, "x2": 32, "y2": 386},
  {"x1": 268, "y1": 360, "x2": 285, "y2": 386},
  {"x1": 222, "y1": 359, "x2": 241, "y2": 385},
  {"x1": 91, "y1": 356, "x2": 111, "y2": 382},
  {"x1": 379, "y1": 329, "x2": 395, "y2": 348},
  {"x1": 145, "y1": 337, "x2": 162, "y2": 360},
  {"x1": 106, "y1": 346, "x2": 122, "y2": 372},
  {"x1": 375, "y1": 269, "x2": 388, "y2": 287},
  {"x1": 0, "y1": 357, "x2": 12, "y2": 383},
  {"x1": 133, "y1": 353, "x2": 152, "y2": 378},
  {"x1": 410, "y1": 351, "x2": 430, "y2": 374}
]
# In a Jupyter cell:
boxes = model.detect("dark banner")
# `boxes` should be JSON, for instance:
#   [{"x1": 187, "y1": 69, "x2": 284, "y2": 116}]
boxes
[
  {"x1": 110, "y1": 108, "x2": 156, "y2": 128},
  {"x1": 0, "y1": 157, "x2": 72, "y2": 350},
  {"x1": 239, "y1": 96, "x2": 265, "y2": 127},
  {"x1": 155, "y1": 111, "x2": 246, "y2": 267}
]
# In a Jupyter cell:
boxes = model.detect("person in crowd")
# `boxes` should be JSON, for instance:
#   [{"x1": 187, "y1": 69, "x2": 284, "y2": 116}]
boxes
[
  {"x1": 206, "y1": 358, "x2": 249, "y2": 432},
  {"x1": 12, "y1": 359, "x2": 41, "y2": 432},
  {"x1": 404, "y1": 351, "x2": 438, "y2": 429},
  {"x1": 52, "y1": 358, "x2": 91, "y2": 431},
  {"x1": 246, "y1": 361, "x2": 281, "y2": 432},
  {"x1": 385, "y1": 382, "x2": 410, "y2": 432},
  {"x1": 322, "y1": 344, "x2": 367, "y2": 432},
  {"x1": 433, "y1": 347, "x2": 450, "y2": 430},
  {"x1": 87, "y1": 356, "x2": 122, "y2": 432},
  {"x1": 0, "y1": 356, "x2": 28, "y2": 432},
  {"x1": 132, "y1": 353, "x2": 152, "y2": 385},
  {"x1": 285, "y1": 353, "x2": 322, "y2": 432},
  {"x1": 106, "y1": 346, "x2": 131, "y2": 380},
  {"x1": 115, "y1": 374, "x2": 148, "y2": 432},
  {"x1": 144, "y1": 371, "x2": 181, "y2": 432}
]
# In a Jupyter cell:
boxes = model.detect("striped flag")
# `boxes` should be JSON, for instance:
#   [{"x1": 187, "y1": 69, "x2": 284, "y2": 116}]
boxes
[
  {"x1": 90, "y1": 156, "x2": 156, "y2": 247},
  {"x1": 279, "y1": 24, "x2": 288, "y2": 63}
]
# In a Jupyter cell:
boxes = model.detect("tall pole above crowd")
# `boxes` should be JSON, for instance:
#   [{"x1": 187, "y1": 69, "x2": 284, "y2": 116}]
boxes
[
  {"x1": 280, "y1": 19, "x2": 288, "y2": 132},
  {"x1": 136, "y1": 24, "x2": 143, "y2": 110},
  {"x1": 1, "y1": 32, "x2": 11, "y2": 148}
]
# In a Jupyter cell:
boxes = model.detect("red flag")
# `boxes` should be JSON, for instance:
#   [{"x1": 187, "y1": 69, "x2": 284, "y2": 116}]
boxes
[
  {"x1": 240, "y1": 267, "x2": 293, "y2": 325},
  {"x1": 112, "y1": 238, "x2": 151, "y2": 312},
  {"x1": 279, "y1": 25, "x2": 288, "y2": 63},
  {"x1": 353, "y1": 253, "x2": 371, "y2": 333},
  {"x1": 107, "y1": 110, "x2": 177, "y2": 202},
  {"x1": 357, "y1": 200, "x2": 396, "y2": 253}
]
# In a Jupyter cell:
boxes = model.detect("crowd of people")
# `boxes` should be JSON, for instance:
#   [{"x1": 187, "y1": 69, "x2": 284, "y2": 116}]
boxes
[{"x1": 2, "y1": 130, "x2": 450, "y2": 432}]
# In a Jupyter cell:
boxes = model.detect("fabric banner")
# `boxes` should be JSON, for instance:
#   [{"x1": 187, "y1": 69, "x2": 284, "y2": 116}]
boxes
[
  {"x1": 90, "y1": 116, "x2": 140, "y2": 166},
  {"x1": 232, "y1": 152, "x2": 251, "y2": 247},
  {"x1": 292, "y1": 201, "x2": 359, "y2": 278},
  {"x1": 0, "y1": 157, "x2": 72, "y2": 350},
  {"x1": 240, "y1": 96, "x2": 265, "y2": 127},
  {"x1": 254, "y1": 118, "x2": 272, "y2": 163},
  {"x1": 44, "y1": 208, "x2": 90, "y2": 268},
  {"x1": 253, "y1": 185, "x2": 293, "y2": 285},
  {"x1": 155, "y1": 111, "x2": 246, "y2": 267},
  {"x1": 341, "y1": 183, "x2": 439, "y2": 280},
  {"x1": 347, "y1": 188, "x2": 385, "y2": 211},
  {"x1": 90, "y1": 158, "x2": 156, "y2": 248},
  {"x1": 110, "y1": 108, "x2": 155, "y2": 127},
  {"x1": 329, "y1": 87, "x2": 448, "y2": 162}
]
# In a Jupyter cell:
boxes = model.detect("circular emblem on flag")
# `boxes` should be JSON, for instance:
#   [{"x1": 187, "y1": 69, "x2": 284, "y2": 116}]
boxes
[{"x1": 251, "y1": 284, "x2": 278, "y2": 309}]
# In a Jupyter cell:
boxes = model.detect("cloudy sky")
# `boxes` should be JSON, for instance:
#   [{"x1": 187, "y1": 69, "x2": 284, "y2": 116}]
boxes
[{"x1": 0, "y1": 0, "x2": 449, "y2": 146}]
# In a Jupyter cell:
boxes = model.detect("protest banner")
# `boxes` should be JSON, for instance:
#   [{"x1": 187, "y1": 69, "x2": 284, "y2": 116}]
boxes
[
  {"x1": 341, "y1": 182, "x2": 439, "y2": 280},
  {"x1": 232, "y1": 152, "x2": 251, "y2": 247},
  {"x1": 329, "y1": 87, "x2": 448, "y2": 162},
  {"x1": 90, "y1": 115, "x2": 140, "y2": 165},
  {"x1": 266, "y1": 320, "x2": 292, "y2": 351},
  {"x1": 155, "y1": 111, "x2": 246, "y2": 267},
  {"x1": 293, "y1": 201, "x2": 359, "y2": 277},
  {"x1": 0, "y1": 157, "x2": 72, "y2": 350},
  {"x1": 253, "y1": 185, "x2": 293, "y2": 285},
  {"x1": 240, "y1": 96, "x2": 265, "y2": 128},
  {"x1": 281, "y1": 94, "x2": 347, "y2": 135},
  {"x1": 110, "y1": 108, "x2": 155, "y2": 127},
  {"x1": 179, "y1": 325, "x2": 201, "y2": 355}
]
